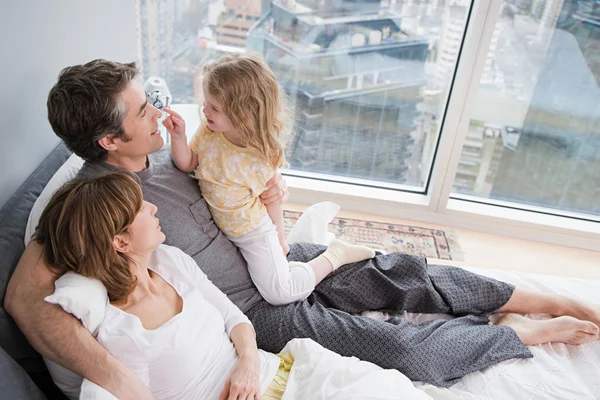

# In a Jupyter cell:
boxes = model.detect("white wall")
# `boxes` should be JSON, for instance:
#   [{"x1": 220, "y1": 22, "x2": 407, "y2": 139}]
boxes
[{"x1": 0, "y1": 0, "x2": 138, "y2": 208}]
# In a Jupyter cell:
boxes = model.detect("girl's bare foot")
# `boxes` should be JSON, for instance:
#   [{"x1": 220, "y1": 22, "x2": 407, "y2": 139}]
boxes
[{"x1": 497, "y1": 313, "x2": 600, "y2": 346}]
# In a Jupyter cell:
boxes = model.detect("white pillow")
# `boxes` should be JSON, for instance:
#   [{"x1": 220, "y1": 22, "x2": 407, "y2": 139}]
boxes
[
  {"x1": 25, "y1": 153, "x2": 84, "y2": 246},
  {"x1": 44, "y1": 271, "x2": 108, "y2": 334},
  {"x1": 44, "y1": 272, "x2": 109, "y2": 400},
  {"x1": 80, "y1": 379, "x2": 118, "y2": 400}
]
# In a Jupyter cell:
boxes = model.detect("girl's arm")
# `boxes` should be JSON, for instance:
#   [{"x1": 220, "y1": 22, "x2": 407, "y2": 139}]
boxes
[{"x1": 163, "y1": 108, "x2": 198, "y2": 173}]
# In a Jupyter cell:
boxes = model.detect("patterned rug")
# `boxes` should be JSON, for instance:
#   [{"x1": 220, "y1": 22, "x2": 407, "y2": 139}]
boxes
[{"x1": 283, "y1": 210, "x2": 464, "y2": 261}]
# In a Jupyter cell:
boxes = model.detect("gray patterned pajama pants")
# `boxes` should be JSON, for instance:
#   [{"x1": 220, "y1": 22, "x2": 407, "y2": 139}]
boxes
[{"x1": 245, "y1": 243, "x2": 533, "y2": 387}]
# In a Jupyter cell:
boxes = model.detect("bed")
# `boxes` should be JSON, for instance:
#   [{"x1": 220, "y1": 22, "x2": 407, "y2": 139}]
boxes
[
  {"x1": 0, "y1": 143, "x2": 598, "y2": 399},
  {"x1": 409, "y1": 267, "x2": 600, "y2": 400}
]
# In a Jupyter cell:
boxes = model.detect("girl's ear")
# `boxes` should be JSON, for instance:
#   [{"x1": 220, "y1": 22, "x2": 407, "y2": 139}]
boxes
[
  {"x1": 113, "y1": 233, "x2": 130, "y2": 254},
  {"x1": 98, "y1": 135, "x2": 119, "y2": 151}
]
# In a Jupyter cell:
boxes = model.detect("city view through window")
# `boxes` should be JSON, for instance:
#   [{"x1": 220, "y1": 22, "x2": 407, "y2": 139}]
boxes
[{"x1": 136, "y1": 0, "x2": 600, "y2": 219}]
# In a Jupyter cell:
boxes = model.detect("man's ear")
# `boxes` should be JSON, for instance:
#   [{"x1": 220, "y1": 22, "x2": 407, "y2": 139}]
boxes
[
  {"x1": 113, "y1": 233, "x2": 130, "y2": 254},
  {"x1": 98, "y1": 134, "x2": 119, "y2": 151}
]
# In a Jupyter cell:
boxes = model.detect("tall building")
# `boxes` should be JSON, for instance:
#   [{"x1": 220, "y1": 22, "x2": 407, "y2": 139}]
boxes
[
  {"x1": 491, "y1": 3, "x2": 600, "y2": 216},
  {"x1": 216, "y1": 0, "x2": 263, "y2": 48},
  {"x1": 536, "y1": 0, "x2": 564, "y2": 52},
  {"x1": 248, "y1": 0, "x2": 430, "y2": 184},
  {"x1": 453, "y1": 123, "x2": 505, "y2": 195},
  {"x1": 437, "y1": 0, "x2": 501, "y2": 88},
  {"x1": 136, "y1": 0, "x2": 190, "y2": 83},
  {"x1": 530, "y1": 0, "x2": 548, "y2": 20}
]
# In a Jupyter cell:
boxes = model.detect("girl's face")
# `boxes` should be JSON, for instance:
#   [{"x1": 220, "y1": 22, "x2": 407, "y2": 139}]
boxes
[
  {"x1": 121, "y1": 201, "x2": 165, "y2": 255},
  {"x1": 202, "y1": 77, "x2": 234, "y2": 133}
]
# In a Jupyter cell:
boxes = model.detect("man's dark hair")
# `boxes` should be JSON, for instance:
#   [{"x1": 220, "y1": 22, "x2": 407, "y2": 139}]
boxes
[{"x1": 47, "y1": 59, "x2": 138, "y2": 161}]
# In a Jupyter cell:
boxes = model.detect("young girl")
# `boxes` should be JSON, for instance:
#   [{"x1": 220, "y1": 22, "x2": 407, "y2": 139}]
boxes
[{"x1": 165, "y1": 52, "x2": 375, "y2": 306}]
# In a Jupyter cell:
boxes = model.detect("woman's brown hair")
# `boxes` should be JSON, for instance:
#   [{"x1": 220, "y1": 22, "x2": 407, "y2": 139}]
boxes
[{"x1": 35, "y1": 172, "x2": 143, "y2": 304}]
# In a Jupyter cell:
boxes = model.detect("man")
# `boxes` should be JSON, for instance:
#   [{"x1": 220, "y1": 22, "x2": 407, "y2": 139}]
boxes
[{"x1": 5, "y1": 60, "x2": 600, "y2": 400}]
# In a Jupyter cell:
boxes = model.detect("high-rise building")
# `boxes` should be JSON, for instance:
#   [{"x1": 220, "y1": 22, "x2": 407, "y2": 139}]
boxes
[
  {"x1": 248, "y1": 0, "x2": 429, "y2": 184},
  {"x1": 437, "y1": 0, "x2": 501, "y2": 88},
  {"x1": 536, "y1": 0, "x2": 564, "y2": 52},
  {"x1": 216, "y1": 0, "x2": 263, "y2": 48},
  {"x1": 453, "y1": 123, "x2": 505, "y2": 195},
  {"x1": 491, "y1": 3, "x2": 600, "y2": 216},
  {"x1": 135, "y1": 0, "x2": 190, "y2": 83}
]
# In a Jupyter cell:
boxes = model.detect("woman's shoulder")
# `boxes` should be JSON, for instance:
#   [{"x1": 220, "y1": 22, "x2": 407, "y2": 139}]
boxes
[{"x1": 150, "y1": 244, "x2": 201, "y2": 281}]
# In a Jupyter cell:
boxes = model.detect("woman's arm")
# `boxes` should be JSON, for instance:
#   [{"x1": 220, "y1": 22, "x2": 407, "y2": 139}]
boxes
[
  {"x1": 183, "y1": 250, "x2": 253, "y2": 334},
  {"x1": 163, "y1": 108, "x2": 198, "y2": 173},
  {"x1": 176, "y1": 249, "x2": 261, "y2": 399},
  {"x1": 218, "y1": 324, "x2": 261, "y2": 400},
  {"x1": 4, "y1": 242, "x2": 153, "y2": 400}
]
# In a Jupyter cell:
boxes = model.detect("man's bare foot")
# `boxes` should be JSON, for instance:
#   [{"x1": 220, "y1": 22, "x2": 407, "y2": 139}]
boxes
[
  {"x1": 497, "y1": 313, "x2": 600, "y2": 346},
  {"x1": 560, "y1": 299, "x2": 600, "y2": 328},
  {"x1": 500, "y1": 289, "x2": 600, "y2": 329}
]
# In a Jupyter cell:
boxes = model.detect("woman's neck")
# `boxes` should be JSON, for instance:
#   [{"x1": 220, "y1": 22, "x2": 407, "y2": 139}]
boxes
[{"x1": 124, "y1": 252, "x2": 155, "y2": 302}]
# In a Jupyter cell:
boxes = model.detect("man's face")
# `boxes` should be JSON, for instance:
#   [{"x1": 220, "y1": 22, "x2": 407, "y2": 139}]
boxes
[{"x1": 114, "y1": 80, "x2": 164, "y2": 159}]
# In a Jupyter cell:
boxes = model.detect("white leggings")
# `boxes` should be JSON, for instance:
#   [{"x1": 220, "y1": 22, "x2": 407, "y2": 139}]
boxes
[{"x1": 229, "y1": 217, "x2": 316, "y2": 306}]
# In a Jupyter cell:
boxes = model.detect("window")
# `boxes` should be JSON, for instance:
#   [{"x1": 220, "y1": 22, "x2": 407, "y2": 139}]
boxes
[
  {"x1": 136, "y1": 0, "x2": 471, "y2": 191},
  {"x1": 136, "y1": 0, "x2": 600, "y2": 248},
  {"x1": 451, "y1": 0, "x2": 600, "y2": 221}
]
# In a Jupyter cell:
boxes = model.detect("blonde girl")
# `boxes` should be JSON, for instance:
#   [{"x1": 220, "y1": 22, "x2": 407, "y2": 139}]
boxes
[{"x1": 165, "y1": 52, "x2": 375, "y2": 306}]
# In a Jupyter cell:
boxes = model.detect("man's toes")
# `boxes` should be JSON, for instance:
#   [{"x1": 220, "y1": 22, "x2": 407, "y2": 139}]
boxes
[
  {"x1": 568, "y1": 331, "x2": 599, "y2": 345},
  {"x1": 582, "y1": 321, "x2": 600, "y2": 335}
]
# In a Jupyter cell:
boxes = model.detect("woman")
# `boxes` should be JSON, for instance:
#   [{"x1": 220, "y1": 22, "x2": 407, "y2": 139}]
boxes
[{"x1": 36, "y1": 172, "x2": 288, "y2": 400}]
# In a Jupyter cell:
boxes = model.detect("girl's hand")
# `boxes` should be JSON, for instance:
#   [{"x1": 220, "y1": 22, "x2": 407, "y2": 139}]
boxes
[
  {"x1": 162, "y1": 108, "x2": 186, "y2": 140},
  {"x1": 219, "y1": 355, "x2": 261, "y2": 400}
]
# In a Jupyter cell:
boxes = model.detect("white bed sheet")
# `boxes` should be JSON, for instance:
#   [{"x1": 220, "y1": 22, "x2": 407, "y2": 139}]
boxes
[{"x1": 406, "y1": 267, "x2": 600, "y2": 400}]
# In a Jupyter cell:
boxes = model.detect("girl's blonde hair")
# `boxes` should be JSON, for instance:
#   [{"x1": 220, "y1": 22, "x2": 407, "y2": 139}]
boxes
[
  {"x1": 201, "y1": 52, "x2": 291, "y2": 169},
  {"x1": 35, "y1": 172, "x2": 143, "y2": 305}
]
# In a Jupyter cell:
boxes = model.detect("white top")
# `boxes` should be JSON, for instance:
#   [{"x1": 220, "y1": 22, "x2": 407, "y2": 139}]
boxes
[{"x1": 96, "y1": 245, "x2": 280, "y2": 400}]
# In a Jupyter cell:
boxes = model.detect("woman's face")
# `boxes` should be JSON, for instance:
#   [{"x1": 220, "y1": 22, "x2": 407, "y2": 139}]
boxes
[{"x1": 125, "y1": 200, "x2": 166, "y2": 254}]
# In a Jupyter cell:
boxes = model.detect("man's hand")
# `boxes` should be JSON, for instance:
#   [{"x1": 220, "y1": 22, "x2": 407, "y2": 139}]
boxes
[
  {"x1": 260, "y1": 172, "x2": 288, "y2": 206},
  {"x1": 218, "y1": 355, "x2": 261, "y2": 400},
  {"x1": 162, "y1": 108, "x2": 186, "y2": 140}
]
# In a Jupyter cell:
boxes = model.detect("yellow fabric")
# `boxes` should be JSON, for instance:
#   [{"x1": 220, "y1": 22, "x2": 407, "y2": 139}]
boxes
[
  {"x1": 261, "y1": 352, "x2": 294, "y2": 400},
  {"x1": 189, "y1": 125, "x2": 275, "y2": 237}
]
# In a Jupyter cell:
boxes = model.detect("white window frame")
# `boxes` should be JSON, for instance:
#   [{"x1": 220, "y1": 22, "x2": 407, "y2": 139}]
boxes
[{"x1": 283, "y1": 0, "x2": 600, "y2": 252}]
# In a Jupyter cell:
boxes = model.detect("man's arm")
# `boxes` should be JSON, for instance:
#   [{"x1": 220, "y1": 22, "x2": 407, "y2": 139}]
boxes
[
  {"x1": 4, "y1": 241, "x2": 153, "y2": 400},
  {"x1": 260, "y1": 172, "x2": 288, "y2": 206}
]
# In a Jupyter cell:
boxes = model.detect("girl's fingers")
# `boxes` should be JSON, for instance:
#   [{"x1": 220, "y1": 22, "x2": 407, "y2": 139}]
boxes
[
  {"x1": 164, "y1": 108, "x2": 184, "y2": 120},
  {"x1": 171, "y1": 115, "x2": 185, "y2": 125}
]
